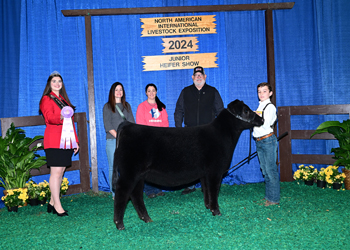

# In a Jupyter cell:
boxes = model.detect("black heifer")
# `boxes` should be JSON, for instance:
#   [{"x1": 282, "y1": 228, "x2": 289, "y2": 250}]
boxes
[{"x1": 112, "y1": 99, "x2": 264, "y2": 230}]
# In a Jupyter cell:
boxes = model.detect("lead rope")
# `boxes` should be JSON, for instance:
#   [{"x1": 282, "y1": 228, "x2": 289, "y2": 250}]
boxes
[
  {"x1": 226, "y1": 131, "x2": 288, "y2": 175},
  {"x1": 248, "y1": 128, "x2": 252, "y2": 164}
]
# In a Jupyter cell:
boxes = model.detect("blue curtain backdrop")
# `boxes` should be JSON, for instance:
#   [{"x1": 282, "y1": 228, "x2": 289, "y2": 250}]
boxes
[{"x1": 1, "y1": 0, "x2": 350, "y2": 208}]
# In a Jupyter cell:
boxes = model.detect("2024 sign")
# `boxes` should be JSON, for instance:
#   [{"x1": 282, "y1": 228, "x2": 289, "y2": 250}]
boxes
[{"x1": 162, "y1": 37, "x2": 199, "y2": 53}]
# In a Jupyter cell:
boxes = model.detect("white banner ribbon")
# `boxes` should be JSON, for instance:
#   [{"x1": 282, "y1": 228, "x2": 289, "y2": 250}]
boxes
[{"x1": 60, "y1": 106, "x2": 77, "y2": 149}]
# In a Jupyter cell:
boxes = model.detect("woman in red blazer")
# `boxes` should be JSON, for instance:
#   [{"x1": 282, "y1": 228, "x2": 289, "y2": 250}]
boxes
[{"x1": 39, "y1": 71, "x2": 79, "y2": 217}]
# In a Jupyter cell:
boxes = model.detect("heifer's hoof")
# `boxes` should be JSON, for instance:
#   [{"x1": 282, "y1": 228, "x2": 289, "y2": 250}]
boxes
[
  {"x1": 211, "y1": 209, "x2": 222, "y2": 216},
  {"x1": 115, "y1": 221, "x2": 125, "y2": 230},
  {"x1": 141, "y1": 216, "x2": 153, "y2": 223},
  {"x1": 144, "y1": 218, "x2": 153, "y2": 223}
]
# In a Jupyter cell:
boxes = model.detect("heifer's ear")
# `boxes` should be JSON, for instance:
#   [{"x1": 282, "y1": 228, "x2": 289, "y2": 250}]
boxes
[{"x1": 227, "y1": 99, "x2": 241, "y2": 114}]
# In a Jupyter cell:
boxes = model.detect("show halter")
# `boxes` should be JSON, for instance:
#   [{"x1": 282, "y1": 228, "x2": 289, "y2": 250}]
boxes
[{"x1": 226, "y1": 108, "x2": 261, "y2": 125}]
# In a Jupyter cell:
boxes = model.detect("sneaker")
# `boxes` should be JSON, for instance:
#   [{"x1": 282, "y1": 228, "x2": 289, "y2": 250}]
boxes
[
  {"x1": 181, "y1": 187, "x2": 196, "y2": 195},
  {"x1": 264, "y1": 200, "x2": 279, "y2": 206},
  {"x1": 147, "y1": 193, "x2": 156, "y2": 198}
]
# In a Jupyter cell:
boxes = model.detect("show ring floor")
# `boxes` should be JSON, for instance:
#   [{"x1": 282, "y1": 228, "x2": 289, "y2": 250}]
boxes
[{"x1": 1, "y1": 182, "x2": 349, "y2": 249}]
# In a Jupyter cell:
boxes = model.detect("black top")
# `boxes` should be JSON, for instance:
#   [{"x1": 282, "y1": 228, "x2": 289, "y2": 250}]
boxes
[{"x1": 174, "y1": 83, "x2": 224, "y2": 127}]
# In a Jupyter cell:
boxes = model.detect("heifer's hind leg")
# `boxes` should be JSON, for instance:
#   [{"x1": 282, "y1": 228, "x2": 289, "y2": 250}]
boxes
[
  {"x1": 130, "y1": 179, "x2": 152, "y2": 223},
  {"x1": 200, "y1": 178, "x2": 209, "y2": 209},
  {"x1": 114, "y1": 178, "x2": 135, "y2": 230},
  {"x1": 206, "y1": 175, "x2": 222, "y2": 216}
]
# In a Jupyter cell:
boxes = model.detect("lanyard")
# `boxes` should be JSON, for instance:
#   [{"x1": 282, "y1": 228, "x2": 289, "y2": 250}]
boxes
[{"x1": 115, "y1": 104, "x2": 126, "y2": 120}]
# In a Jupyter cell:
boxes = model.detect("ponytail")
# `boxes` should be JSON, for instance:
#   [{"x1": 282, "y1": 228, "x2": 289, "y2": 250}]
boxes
[{"x1": 155, "y1": 96, "x2": 166, "y2": 111}]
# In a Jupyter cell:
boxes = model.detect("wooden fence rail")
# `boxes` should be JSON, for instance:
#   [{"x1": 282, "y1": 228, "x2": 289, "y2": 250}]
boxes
[
  {"x1": 1, "y1": 113, "x2": 90, "y2": 195},
  {"x1": 278, "y1": 104, "x2": 350, "y2": 182}
]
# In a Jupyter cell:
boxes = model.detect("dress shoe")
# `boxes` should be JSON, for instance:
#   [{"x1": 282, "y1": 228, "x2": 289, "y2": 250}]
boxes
[
  {"x1": 181, "y1": 187, "x2": 196, "y2": 195},
  {"x1": 47, "y1": 203, "x2": 56, "y2": 213},
  {"x1": 56, "y1": 211, "x2": 69, "y2": 217},
  {"x1": 52, "y1": 208, "x2": 68, "y2": 214}
]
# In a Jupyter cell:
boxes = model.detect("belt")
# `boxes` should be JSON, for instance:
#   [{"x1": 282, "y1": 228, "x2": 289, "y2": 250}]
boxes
[{"x1": 254, "y1": 132, "x2": 274, "y2": 142}]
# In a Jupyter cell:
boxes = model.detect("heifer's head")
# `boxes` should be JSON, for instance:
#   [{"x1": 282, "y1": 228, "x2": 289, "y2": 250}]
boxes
[{"x1": 227, "y1": 99, "x2": 264, "y2": 128}]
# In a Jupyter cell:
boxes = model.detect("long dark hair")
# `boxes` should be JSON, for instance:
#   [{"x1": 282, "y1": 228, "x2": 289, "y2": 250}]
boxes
[
  {"x1": 39, "y1": 72, "x2": 75, "y2": 114},
  {"x1": 145, "y1": 83, "x2": 166, "y2": 111},
  {"x1": 107, "y1": 82, "x2": 131, "y2": 113}
]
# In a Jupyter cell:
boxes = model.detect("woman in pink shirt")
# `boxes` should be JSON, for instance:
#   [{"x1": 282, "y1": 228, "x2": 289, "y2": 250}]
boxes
[
  {"x1": 136, "y1": 83, "x2": 169, "y2": 198},
  {"x1": 136, "y1": 83, "x2": 169, "y2": 127}
]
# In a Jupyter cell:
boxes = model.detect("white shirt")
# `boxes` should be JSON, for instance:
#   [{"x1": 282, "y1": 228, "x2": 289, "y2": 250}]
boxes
[{"x1": 252, "y1": 99, "x2": 276, "y2": 138}]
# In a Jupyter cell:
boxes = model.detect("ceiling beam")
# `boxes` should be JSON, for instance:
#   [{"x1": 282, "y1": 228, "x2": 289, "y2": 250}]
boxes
[{"x1": 62, "y1": 3, "x2": 294, "y2": 16}]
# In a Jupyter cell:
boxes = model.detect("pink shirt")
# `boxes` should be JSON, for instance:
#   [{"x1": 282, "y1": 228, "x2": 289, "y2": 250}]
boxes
[{"x1": 136, "y1": 100, "x2": 169, "y2": 127}]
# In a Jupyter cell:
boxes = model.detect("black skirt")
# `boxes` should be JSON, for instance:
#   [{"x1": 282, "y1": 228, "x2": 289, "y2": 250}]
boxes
[{"x1": 44, "y1": 148, "x2": 74, "y2": 167}]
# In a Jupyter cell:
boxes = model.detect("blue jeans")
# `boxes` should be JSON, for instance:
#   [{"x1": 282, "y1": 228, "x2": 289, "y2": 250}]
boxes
[
  {"x1": 106, "y1": 139, "x2": 116, "y2": 196},
  {"x1": 144, "y1": 183, "x2": 162, "y2": 196},
  {"x1": 256, "y1": 134, "x2": 280, "y2": 203}
]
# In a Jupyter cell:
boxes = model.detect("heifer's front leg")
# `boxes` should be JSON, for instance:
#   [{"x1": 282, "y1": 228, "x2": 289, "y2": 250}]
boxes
[
  {"x1": 114, "y1": 178, "x2": 135, "y2": 230},
  {"x1": 130, "y1": 179, "x2": 152, "y2": 223},
  {"x1": 200, "y1": 178, "x2": 209, "y2": 209},
  {"x1": 206, "y1": 175, "x2": 222, "y2": 216}
]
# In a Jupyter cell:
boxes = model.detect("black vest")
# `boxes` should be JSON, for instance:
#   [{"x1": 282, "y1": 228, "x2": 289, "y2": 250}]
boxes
[{"x1": 183, "y1": 84, "x2": 216, "y2": 127}]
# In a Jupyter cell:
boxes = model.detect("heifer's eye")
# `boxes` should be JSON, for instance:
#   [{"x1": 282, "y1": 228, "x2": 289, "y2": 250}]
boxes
[{"x1": 242, "y1": 107, "x2": 249, "y2": 115}]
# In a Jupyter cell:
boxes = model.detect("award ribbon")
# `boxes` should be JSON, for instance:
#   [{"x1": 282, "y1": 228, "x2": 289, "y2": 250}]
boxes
[{"x1": 60, "y1": 106, "x2": 77, "y2": 149}]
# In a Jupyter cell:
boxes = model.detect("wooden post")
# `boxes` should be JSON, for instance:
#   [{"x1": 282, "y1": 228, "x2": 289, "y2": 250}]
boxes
[
  {"x1": 85, "y1": 15, "x2": 99, "y2": 193},
  {"x1": 265, "y1": 9, "x2": 276, "y2": 106},
  {"x1": 278, "y1": 106, "x2": 293, "y2": 181}
]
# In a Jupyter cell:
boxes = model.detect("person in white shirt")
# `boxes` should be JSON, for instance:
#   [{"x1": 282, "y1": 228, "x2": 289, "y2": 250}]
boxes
[{"x1": 253, "y1": 82, "x2": 280, "y2": 206}]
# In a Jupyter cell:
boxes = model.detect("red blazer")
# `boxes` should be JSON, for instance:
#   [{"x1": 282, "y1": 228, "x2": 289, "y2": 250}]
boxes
[{"x1": 40, "y1": 92, "x2": 79, "y2": 149}]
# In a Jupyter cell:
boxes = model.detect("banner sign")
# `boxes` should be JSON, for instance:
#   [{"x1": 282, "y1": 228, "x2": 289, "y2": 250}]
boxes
[
  {"x1": 141, "y1": 15, "x2": 216, "y2": 37},
  {"x1": 162, "y1": 37, "x2": 199, "y2": 53},
  {"x1": 142, "y1": 53, "x2": 218, "y2": 71}
]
